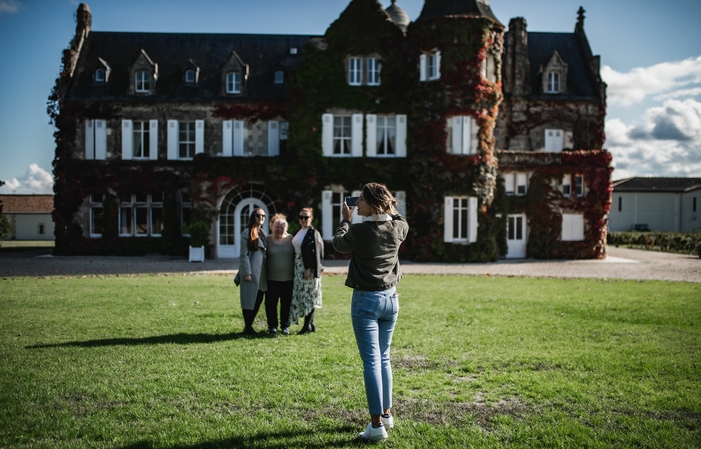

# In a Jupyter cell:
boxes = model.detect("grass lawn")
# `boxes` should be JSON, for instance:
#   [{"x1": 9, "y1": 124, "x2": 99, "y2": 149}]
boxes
[{"x1": 0, "y1": 273, "x2": 699, "y2": 448}]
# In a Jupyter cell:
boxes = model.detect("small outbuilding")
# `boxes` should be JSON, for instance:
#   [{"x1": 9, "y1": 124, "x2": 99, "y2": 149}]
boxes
[{"x1": 0, "y1": 195, "x2": 55, "y2": 240}]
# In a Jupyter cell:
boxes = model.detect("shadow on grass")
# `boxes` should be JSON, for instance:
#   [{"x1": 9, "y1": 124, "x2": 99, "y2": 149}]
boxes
[
  {"x1": 26, "y1": 331, "x2": 274, "y2": 349},
  {"x1": 118, "y1": 426, "x2": 366, "y2": 449}
]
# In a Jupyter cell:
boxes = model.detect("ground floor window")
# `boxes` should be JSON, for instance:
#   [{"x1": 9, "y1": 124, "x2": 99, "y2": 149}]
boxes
[
  {"x1": 443, "y1": 196, "x2": 478, "y2": 243},
  {"x1": 89, "y1": 193, "x2": 104, "y2": 237},
  {"x1": 119, "y1": 193, "x2": 163, "y2": 237}
]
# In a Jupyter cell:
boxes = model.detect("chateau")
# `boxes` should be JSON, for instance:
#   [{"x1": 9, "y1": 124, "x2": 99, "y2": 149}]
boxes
[{"x1": 50, "y1": 0, "x2": 611, "y2": 261}]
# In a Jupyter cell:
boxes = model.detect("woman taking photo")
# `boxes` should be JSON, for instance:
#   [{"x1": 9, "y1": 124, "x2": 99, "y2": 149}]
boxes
[
  {"x1": 289, "y1": 207, "x2": 324, "y2": 334},
  {"x1": 238, "y1": 207, "x2": 268, "y2": 335},
  {"x1": 332, "y1": 183, "x2": 409, "y2": 442},
  {"x1": 265, "y1": 213, "x2": 295, "y2": 335}
]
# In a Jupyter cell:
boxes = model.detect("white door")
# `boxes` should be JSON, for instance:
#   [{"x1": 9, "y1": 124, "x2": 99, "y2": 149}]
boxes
[
  {"x1": 506, "y1": 214, "x2": 527, "y2": 258},
  {"x1": 217, "y1": 197, "x2": 269, "y2": 259}
]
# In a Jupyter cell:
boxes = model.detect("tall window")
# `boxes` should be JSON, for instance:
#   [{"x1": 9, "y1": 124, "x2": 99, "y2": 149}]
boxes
[
  {"x1": 367, "y1": 58, "x2": 380, "y2": 86},
  {"x1": 179, "y1": 122, "x2": 196, "y2": 159},
  {"x1": 119, "y1": 193, "x2": 163, "y2": 237},
  {"x1": 90, "y1": 193, "x2": 104, "y2": 237},
  {"x1": 444, "y1": 196, "x2": 477, "y2": 243},
  {"x1": 547, "y1": 71, "x2": 560, "y2": 93},
  {"x1": 451, "y1": 197, "x2": 470, "y2": 241},
  {"x1": 575, "y1": 175, "x2": 584, "y2": 197},
  {"x1": 563, "y1": 174, "x2": 572, "y2": 197},
  {"x1": 348, "y1": 58, "x2": 362, "y2": 86},
  {"x1": 376, "y1": 116, "x2": 396, "y2": 156},
  {"x1": 333, "y1": 116, "x2": 352, "y2": 155},
  {"x1": 133, "y1": 121, "x2": 150, "y2": 159},
  {"x1": 420, "y1": 51, "x2": 441, "y2": 81},
  {"x1": 135, "y1": 71, "x2": 149, "y2": 92},
  {"x1": 226, "y1": 72, "x2": 241, "y2": 94}
]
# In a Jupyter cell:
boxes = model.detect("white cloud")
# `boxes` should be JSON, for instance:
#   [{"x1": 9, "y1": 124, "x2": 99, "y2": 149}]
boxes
[
  {"x1": 602, "y1": 56, "x2": 701, "y2": 107},
  {"x1": 0, "y1": 164, "x2": 54, "y2": 194},
  {"x1": 0, "y1": 0, "x2": 20, "y2": 16},
  {"x1": 607, "y1": 99, "x2": 701, "y2": 180}
]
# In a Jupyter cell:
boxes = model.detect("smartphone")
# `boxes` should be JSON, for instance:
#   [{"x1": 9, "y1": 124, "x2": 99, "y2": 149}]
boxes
[{"x1": 345, "y1": 196, "x2": 359, "y2": 207}]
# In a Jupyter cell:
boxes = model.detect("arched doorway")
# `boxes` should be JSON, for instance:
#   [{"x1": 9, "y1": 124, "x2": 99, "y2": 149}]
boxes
[{"x1": 217, "y1": 186, "x2": 276, "y2": 259}]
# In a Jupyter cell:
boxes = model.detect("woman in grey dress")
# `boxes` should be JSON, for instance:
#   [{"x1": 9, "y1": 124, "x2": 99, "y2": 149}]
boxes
[{"x1": 239, "y1": 207, "x2": 267, "y2": 335}]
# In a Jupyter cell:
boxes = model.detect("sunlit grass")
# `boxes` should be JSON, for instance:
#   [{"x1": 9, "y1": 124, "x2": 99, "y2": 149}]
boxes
[{"x1": 1, "y1": 273, "x2": 699, "y2": 448}]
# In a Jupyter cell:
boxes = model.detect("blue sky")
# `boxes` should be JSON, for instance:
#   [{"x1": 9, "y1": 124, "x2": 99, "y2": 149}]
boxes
[{"x1": 1, "y1": 0, "x2": 700, "y2": 193}]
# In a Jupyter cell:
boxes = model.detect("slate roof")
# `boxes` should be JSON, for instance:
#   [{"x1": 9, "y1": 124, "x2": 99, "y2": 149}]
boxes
[
  {"x1": 0, "y1": 195, "x2": 54, "y2": 214},
  {"x1": 612, "y1": 177, "x2": 701, "y2": 193},
  {"x1": 416, "y1": 0, "x2": 502, "y2": 25},
  {"x1": 68, "y1": 32, "x2": 316, "y2": 101},
  {"x1": 503, "y1": 31, "x2": 601, "y2": 100}
]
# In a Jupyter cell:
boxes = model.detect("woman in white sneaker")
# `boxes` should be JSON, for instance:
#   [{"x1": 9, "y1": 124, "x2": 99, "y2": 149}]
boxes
[{"x1": 332, "y1": 182, "x2": 409, "y2": 441}]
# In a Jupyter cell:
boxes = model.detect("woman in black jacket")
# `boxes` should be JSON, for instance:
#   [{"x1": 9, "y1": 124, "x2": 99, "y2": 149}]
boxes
[{"x1": 289, "y1": 207, "x2": 324, "y2": 334}]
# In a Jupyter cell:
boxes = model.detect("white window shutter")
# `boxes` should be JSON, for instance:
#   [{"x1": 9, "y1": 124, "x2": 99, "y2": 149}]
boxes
[
  {"x1": 419, "y1": 54, "x2": 427, "y2": 81},
  {"x1": 435, "y1": 51, "x2": 441, "y2": 79},
  {"x1": 461, "y1": 115, "x2": 470, "y2": 154},
  {"x1": 121, "y1": 120, "x2": 133, "y2": 160},
  {"x1": 322, "y1": 190, "x2": 333, "y2": 241},
  {"x1": 268, "y1": 121, "x2": 279, "y2": 156},
  {"x1": 468, "y1": 196, "x2": 478, "y2": 243},
  {"x1": 444, "y1": 196, "x2": 454, "y2": 243},
  {"x1": 366, "y1": 115, "x2": 377, "y2": 157},
  {"x1": 95, "y1": 120, "x2": 107, "y2": 160},
  {"x1": 167, "y1": 120, "x2": 178, "y2": 160},
  {"x1": 565, "y1": 131, "x2": 574, "y2": 149},
  {"x1": 396, "y1": 115, "x2": 407, "y2": 157},
  {"x1": 195, "y1": 120, "x2": 204, "y2": 155},
  {"x1": 516, "y1": 173, "x2": 528, "y2": 195},
  {"x1": 395, "y1": 191, "x2": 406, "y2": 217},
  {"x1": 573, "y1": 214, "x2": 584, "y2": 241},
  {"x1": 149, "y1": 119, "x2": 159, "y2": 160},
  {"x1": 351, "y1": 190, "x2": 362, "y2": 224},
  {"x1": 322, "y1": 114, "x2": 333, "y2": 156},
  {"x1": 504, "y1": 173, "x2": 515, "y2": 195},
  {"x1": 85, "y1": 120, "x2": 95, "y2": 160},
  {"x1": 451, "y1": 117, "x2": 463, "y2": 155},
  {"x1": 469, "y1": 117, "x2": 479, "y2": 154},
  {"x1": 561, "y1": 214, "x2": 572, "y2": 241},
  {"x1": 222, "y1": 121, "x2": 233, "y2": 157},
  {"x1": 233, "y1": 120, "x2": 244, "y2": 156},
  {"x1": 351, "y1": 114, "x2": 363, "y2": 157}
]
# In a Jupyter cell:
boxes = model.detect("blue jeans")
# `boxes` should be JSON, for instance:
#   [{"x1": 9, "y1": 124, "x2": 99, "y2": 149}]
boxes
[{"x1": 351, "y1": 287, "x2": 399, "y2": 416}]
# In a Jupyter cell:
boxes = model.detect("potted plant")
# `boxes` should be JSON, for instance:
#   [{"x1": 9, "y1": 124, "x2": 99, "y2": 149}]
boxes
[{"x1": 182, "y1": 220, "x2": 210, "y2": 262}]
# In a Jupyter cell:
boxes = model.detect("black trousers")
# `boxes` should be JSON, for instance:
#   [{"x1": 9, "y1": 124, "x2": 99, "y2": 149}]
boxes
[
  {"x1": 265, "y1": 280, "x2": 293, "y2": 330},
  {"x1": 242, "y1": 290, "x2": 265, "y2": 330}
]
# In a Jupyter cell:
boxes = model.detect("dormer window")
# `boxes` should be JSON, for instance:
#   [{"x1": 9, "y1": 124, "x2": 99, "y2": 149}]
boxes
[
  {"x1": 135, "y1": 71, "x2": 150, "y2": 93},
  {"x1": 274, "y1": 71, "x2": 284, "y2": 84},
  {"x1": 226, "y1": 72, "x2": 241, "y2": 94},
  {"x1": 185, "y1": 69, "x2": 196, "y2": 84},
  {"x1": 547, "y1": 71, "x2": 560, "y2": 93},
  {"x1": 420, "y1": 50, "x2": 441, "y2": 82},
  {"x1": 95, "y1": 68, "x2": 106, "y2": 83},
  {"x1": 367, "y1": 58, "x2": 380, "y2": 86}
]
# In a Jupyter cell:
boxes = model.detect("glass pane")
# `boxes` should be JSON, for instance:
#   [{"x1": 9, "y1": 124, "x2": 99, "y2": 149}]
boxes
[
  {"x1": 151, "y1": 208, "x2": 163, "y2": 235},
  {"x1": 120, "y1": 208, "x2": 132, "y2": 235},
  {"x1": 516, "y1": 217, "x2": 523, "y2": 240},
  {"x1": 151, "y1": 192, "x2": 163, "y2": 203},
  {"x1": 135, "y1": 193, "x2": 147, "y2": 203},
  {"x1": 508, "y1": 217, "x2": 515, "y2": 240},
  {"x1": 460, "y1": 209, "x2": 468, "y2": 239},
  {"x1": 91, "y1": 208, "x2": 103, "y2": 234},
  {"x1": 135, "y1": 208, "x2": 148, "y2": 235}
]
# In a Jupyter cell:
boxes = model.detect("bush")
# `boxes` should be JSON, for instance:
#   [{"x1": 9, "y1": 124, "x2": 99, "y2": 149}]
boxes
[
  {"x1": 0, "y1": 213, "x2": 10, "y2": 245},
  {"x1": 181, "y1": 221, "x2": 211, "y2": 247},
  {"x1": 608, "y1": 231, "x2": 701, "y2": 255}
]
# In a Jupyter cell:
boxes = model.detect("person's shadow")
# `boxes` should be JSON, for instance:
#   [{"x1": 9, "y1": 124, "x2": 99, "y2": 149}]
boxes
[{"x1": 25, "y1": 331, "x2": 266, "y2": 349}]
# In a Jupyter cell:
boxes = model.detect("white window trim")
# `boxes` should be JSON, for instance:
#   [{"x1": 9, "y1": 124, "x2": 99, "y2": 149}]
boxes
[
  {"x1": 444, "y1": 196, "x2": 478, "y2": 244},
  {"x1": 366, "y1": 114, "x2": 407, "y2": 158},
  {"x1": 562, "y1": 174, "x2": 572, "y2": 197},
  {"x1": 226, "y1": 72, "x2": 241, "y2": 94},
  {"x1": 322, "y1": 114, "x2": 363, "y2": 158},
  {"x1": 547, "y1": 71, "x2": 561, "y2": 93},
  {"x1": 118, "y1": 194, "x2": 164, "y2": 237},
  {"x1": 348, "y1": 57, "x2": 362, "y2": 86},
  {"x1": 575, "y1": 175, "x2": 584, "y2": 197},
  {"x1": 367, "y1": 58, "x2": 380, "y2": 86},
  {"x1": 135, "y1": 71, "x2": 150, "y2": 93},
  {"x1": 448, "y1": 116, "x2": 478, "y2": 155},
  {"x1": 85, "y1": 119, "x2": 107, "y2": 160},
  {"x1": 544, "y1": 129, "x2": 564, "y2": 152},
  {"x1": 504, "y1": 173, "x2": 515, "y2": 196},
  {"x1": 222, "y1": 119, "x2": 279, "y2": 157}
]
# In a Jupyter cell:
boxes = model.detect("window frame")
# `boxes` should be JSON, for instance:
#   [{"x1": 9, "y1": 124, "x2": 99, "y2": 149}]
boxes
[
  {"x1": 185, "y1": 69, "x2": 196, "y2": 84},
  {"x1": 547, "y1": 71, "x2": 561, "y2": 93},
  {"x1": 367, "y1": 58, "x2": 380, "y2": 86},
  {"x1": 178, "y1": 121, "x2": 196, "y2": 159},
  {"x1": 348, "y1": 57, "x2": 363, "y2": 86},
  {"x1": 443, "y1": 196, "x2": 478, "y2": 244},
  {"x1": 132, "y1": 121, "x2": 151, "y2": 159},
  {"x1": 333, "y1": 116, "x2": 352, "y2": 155},
  {"x1": 118, "y1": 194, "x2": 164, "y2": 237},
  {"x1": 95, "y1": 68, "x2": 106, "y2": 83},
  {"x1": 274, "y1": 70, "x2": 284, "y2": 84},
  {"x1": 575, "y1": 175, "x2": 584, "y2": 197},
  {"x1": 226, "y1": 72, "x2": 241, "y2": 94},
  {"x1": 135, "y1": 71, "x2": 150, "y2": 93}
]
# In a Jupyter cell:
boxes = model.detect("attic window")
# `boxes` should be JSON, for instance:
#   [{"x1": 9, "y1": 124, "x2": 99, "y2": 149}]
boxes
[
  {"x1": 290, "y1": 47, "x2": 298, "y2": 55},
  {"x1": 547, "y1": 71, "x2": 560, "y2": 93},
  {"x1": 185, "y1": 69, "x2": 196, "y2": 83},
  {"x1": 95, "y1": 68, "x2": 106, "y2": 83},
  {"x1": 135, "y1": 71, "x2": 150, "y2": 93},
  {"x1": 274, "y1": 71, "x2": 284, "y2": 84},
  {"x1": 226, "y1": 72, "x2": 241, "y2": 94}
]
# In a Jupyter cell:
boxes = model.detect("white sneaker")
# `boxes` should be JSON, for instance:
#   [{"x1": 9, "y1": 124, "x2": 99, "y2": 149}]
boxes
[
  {"x1": 382, "y1": 414, "x2": 394, "y2": 429},
  {"x1": 358, "y1": 423, "x2": 388, "y2": 441}
]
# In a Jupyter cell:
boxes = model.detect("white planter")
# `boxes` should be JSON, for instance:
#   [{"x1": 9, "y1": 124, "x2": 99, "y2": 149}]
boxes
[{"x1": 189, "y1": 246, "x2": 205, "y2": 263}]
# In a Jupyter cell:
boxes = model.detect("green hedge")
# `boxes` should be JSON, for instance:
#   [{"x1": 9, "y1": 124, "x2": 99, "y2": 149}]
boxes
[{"x1": 608, "y1": 231, "x2": 701, "y2": 256}]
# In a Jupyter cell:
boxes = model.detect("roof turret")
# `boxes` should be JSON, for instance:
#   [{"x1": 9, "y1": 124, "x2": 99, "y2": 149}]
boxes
[
  {"x1": 416, "y1": 0, "x2": 502, "y2": 25},
  {"x1": 386, "y1": 0, "x2": 410, "y2": 33}
]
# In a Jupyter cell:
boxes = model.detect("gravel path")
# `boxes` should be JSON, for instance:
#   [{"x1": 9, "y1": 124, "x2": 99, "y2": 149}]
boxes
[{"x1": 1, "y1": 247, "x2": 698, "y2": 282}]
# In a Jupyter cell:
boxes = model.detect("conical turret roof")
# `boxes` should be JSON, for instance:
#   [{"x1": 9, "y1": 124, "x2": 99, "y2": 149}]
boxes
[{"x1": 416, "y1": 0, "x2": 502, "y2": 25}]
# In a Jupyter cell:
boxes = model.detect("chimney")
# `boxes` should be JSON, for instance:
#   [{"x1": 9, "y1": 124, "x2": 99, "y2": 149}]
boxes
[{"x1": 505, "y1": 17, "x2": 530, "y2": 96}]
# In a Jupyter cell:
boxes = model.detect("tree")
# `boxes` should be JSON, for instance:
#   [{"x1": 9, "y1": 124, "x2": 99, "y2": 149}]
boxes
[{"x1": 0, "y1": 180, "x2": 10, "y2": 244}]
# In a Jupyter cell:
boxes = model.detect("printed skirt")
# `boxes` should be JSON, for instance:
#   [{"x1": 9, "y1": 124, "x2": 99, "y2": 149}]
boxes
[{"x1": 289, "y1": 254, "x2": 322, "y2": 324}]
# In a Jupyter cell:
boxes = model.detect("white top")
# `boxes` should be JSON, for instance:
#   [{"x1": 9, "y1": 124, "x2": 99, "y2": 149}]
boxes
[{"x1": 292, "y1": 227, "x2": 309, "y2": 254}]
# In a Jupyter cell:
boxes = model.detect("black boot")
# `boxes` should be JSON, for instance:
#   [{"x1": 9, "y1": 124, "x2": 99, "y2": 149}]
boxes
[
  {"x1": 298, "y1": 310, "x2": 315, "y2": 334},
  {"x1": 242, "y1": 309, "x2": 256, "y2": 335}
]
